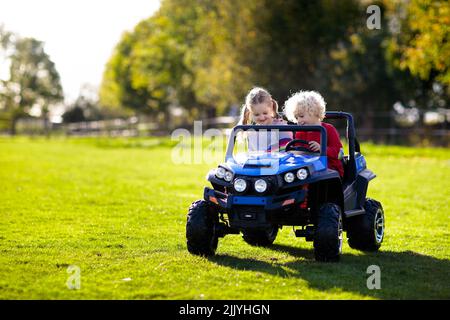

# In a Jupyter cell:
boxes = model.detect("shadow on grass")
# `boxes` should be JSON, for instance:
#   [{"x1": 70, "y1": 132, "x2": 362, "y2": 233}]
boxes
[{"x1": 209, "y1": 243, "x2": 450, "y2": 299}]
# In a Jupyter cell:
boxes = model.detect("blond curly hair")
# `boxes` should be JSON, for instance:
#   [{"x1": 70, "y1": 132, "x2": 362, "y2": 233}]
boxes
[{"x1": 283, "y1": 90, "x2": 326, "y2": 123}]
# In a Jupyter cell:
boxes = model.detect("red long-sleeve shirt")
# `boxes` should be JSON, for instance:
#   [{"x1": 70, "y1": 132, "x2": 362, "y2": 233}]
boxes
[{"x1": 294, "y1": 122, "x2": 344, "y2": 177}]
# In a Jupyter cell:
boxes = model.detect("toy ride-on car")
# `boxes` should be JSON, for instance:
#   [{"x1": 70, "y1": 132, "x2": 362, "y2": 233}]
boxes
[{"x1": 186, "y1": 112, "x2": 385, "y2": 262}]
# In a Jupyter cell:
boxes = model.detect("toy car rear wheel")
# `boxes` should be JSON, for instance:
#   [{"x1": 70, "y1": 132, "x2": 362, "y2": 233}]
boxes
[
  {"x1": 242, "y1": 225, "x2": 278, "y2": 247},
  {"x1": 313, "y1": 203, "x2": 343, "y2": 262},
  {"x1": 186, "y1": 200, "x2": 218, "y2": 256},
  {"x1": 347, "y1": 198, "x2": 384, "y2": 251}
]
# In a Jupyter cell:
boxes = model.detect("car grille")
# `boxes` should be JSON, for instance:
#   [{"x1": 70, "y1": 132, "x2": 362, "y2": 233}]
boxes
[{"x1": 233, "y1": 205, "x2": 264, "y2": 220}]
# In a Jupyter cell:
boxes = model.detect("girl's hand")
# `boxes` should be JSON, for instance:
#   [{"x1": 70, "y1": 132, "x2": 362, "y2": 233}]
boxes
[{"x1": 308, "y1": 141, "x2": 320, "y2": 152}]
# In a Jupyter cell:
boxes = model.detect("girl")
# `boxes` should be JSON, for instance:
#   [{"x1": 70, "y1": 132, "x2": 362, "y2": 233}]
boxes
[
  {"x1": 239, "y1": 87, "x2": 284, "y2": 126},
  {"x1": 238, "y1": 87, "x2": 292, "y2": 152},
  {"x1": 284, "y1": 90, "x2": 344, "y2": 177}
]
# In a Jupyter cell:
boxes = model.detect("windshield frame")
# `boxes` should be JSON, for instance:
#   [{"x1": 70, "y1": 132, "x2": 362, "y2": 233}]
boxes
[{"x1": 225, "y1": 125, "x2": 327, "y2": 162}]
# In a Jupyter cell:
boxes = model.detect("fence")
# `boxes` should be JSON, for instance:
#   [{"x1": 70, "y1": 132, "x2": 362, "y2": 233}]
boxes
[{"x1": 3, "y1": 112, "x2": 449, "y2": 147}]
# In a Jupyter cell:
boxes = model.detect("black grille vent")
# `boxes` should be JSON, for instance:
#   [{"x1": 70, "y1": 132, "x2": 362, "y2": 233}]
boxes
[{"x1": 233, "y1": 205, "x2": 263, "y2": 220}]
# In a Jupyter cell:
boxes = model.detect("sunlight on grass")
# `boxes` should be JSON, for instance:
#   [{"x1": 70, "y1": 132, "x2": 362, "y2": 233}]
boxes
[{"x1": 0, "y1": 136, "x2": 449, "y2": 299}]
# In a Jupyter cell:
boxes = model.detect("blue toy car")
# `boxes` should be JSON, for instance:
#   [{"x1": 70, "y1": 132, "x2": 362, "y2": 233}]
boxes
[{"x1": 186, "y1": 112, "x2": 385, "y2": 262}]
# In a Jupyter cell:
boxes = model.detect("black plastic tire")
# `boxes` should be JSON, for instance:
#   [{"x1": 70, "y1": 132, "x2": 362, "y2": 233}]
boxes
[
  {"x1": 347, "y1": 198, "x2": 384, "y2": 251},
  {"x1": 242, "y1": 225, "x2": 278, "y2": 247},
  {"x1": 313, "y1": 203, "x2": 343, "y2": 262},
  {"x1": 186, "y1": 200, "x2": 218, "y2": 256}
]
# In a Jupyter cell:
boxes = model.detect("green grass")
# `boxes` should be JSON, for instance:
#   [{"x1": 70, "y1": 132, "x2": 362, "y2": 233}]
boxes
[{"x1": 0, "y1": 136, "x2": 449, "y2": 299}]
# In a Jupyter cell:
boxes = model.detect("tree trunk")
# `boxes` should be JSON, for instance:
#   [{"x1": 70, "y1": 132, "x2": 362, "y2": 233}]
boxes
[
  {"x1": 42, "y1": 109, "x2": 51, "y2": 138},
  {"x1": 164, "y1": 107, "x2": 171, "y2": 133},
  {"x1": 9, "y1": 115, "x2": 18, "y2": 135},
  {"x1": 43, "y1": 116, "x2": 50, "y2": 138}
]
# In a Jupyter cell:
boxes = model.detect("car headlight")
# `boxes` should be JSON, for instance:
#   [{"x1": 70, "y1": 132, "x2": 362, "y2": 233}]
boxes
[
  {"x1": 233, "y1": 178, "x2": 247, "y2": 192},
  {"x1": 254, "y1": 179, "x2": 268, "y2": 193},
  {"x1": 216, "y1": 167, "x2": 226, "y2": 179},
  {"x1": 284, "y1": 172, "x2": 295, "y2": 183},
  {"x1": 297, "y1": 168, "x2": 308, "y2": 180},
  {"x1": 224, "y1": 171, "x2": 233, "y2": 182}
]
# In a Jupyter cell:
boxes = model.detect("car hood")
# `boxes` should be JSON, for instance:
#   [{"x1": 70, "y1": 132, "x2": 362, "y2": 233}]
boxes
[{"x1": 225, "y1": 152, "x2": 327, "y2": 176}]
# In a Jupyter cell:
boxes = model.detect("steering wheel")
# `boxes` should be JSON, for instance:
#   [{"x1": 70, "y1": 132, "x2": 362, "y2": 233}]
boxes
[{"x1": 285, "y1": 139, "x2": 318, "y2": 153}]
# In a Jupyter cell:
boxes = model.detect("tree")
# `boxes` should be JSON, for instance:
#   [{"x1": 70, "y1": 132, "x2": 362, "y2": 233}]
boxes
[
  {"x1": 100, "y1": 0, "x2": 365, "y2": 119},
  {"x1": 186, "y1": 0, "x2": 259, "y2": 114},
  {"x1": 100, "y1": 5, "x2": 199, "y2": 125},
  {"x1": 63, "y1": 84, "x2": 103, "y2": 123},
  {"x1": 100, "y1": 0, "x2": 448, "y2": 133},
  {"x1": 385, "y1": 0, "x2": 450, "y2": 108},
  {"x1": 387, "y1": 0, "x2": 450, "y2": 85},
  {"x1": 0, "y1": 28, "x2": 63, "y2": 134},
  {"x1": 61, "y1": 105, "x2": 85, "y2": 123}
]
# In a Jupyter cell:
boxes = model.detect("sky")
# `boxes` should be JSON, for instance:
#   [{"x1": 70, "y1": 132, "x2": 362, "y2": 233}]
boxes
[{"x1": 0, "y1": 0, "x2": 161, "y2": 103}]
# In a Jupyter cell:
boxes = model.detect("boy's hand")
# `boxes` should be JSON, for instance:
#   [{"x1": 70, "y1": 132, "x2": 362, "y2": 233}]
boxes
[{"x1": 308, "y1": 141, "x2": 320, "y2": 152}]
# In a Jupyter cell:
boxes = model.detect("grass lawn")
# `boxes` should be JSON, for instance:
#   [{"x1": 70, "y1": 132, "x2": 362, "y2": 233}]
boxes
[{"x1": 0, "y1": 136, "x2": 449, "y2": 299}]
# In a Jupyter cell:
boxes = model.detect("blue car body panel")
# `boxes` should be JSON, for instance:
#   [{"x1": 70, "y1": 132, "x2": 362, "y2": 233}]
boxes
[
  {"x1": 355, "y1": 154, "x2": 367, "y2": 173},
  {"x1": 224, "y1": 152, "x2": 328, "y2": 176},
  {"x1": 232, "y1": 196, "x2": 267, "y2": 206}
]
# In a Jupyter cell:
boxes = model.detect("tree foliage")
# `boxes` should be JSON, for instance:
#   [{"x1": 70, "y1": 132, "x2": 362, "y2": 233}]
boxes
[
  {"x1": 100, "y1": 0, "x2": 450, "y2": 122},
  {"x1": 62, "y1": 84, "x2": 103, "y2": 123},
  {"x1": 384, "y1": 0, "x2": 450, "y2": 108},
  {"x1": 0, "y1": 26, "x2": 63, "y2": 134},
  {"x1": 387, "y1": 0, "x2": 450, "y2": 85},
  {"x1": 100, "y1": 3, "x2": 198, "y2": 118}
]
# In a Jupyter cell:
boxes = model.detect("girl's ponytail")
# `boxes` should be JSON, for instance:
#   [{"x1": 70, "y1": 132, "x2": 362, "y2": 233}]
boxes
[
  {"x1": 238, "y1": 104, "x2": 251, "y2": 125},
  {"x1": 271, "y1": 99, "x2": 280, "y2": 119}
]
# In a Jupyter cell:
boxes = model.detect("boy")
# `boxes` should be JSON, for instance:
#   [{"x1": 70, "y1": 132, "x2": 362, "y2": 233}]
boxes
[{"x1": 283, "y1": 90, "x2": 344, "y2": 177}]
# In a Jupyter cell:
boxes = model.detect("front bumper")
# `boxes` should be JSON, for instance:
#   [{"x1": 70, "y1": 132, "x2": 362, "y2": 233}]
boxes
[{"x1": 203, "y1": 187, "x2": 308, "y2": 229}]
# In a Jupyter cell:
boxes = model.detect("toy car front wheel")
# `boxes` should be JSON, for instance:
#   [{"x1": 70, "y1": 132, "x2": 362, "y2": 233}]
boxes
[
  {"x1": 347, "y1": 198, "x2": 384, "y2": 251},
  {"x1": 186, "y1": 200, "x2": 218, "y2": 256},
  {"x1": 313, "y1": 203, "x2": 343, "y2": 262},
  {"x1": 242, "y1": 225, "x2": 278, "y2": 247}
]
